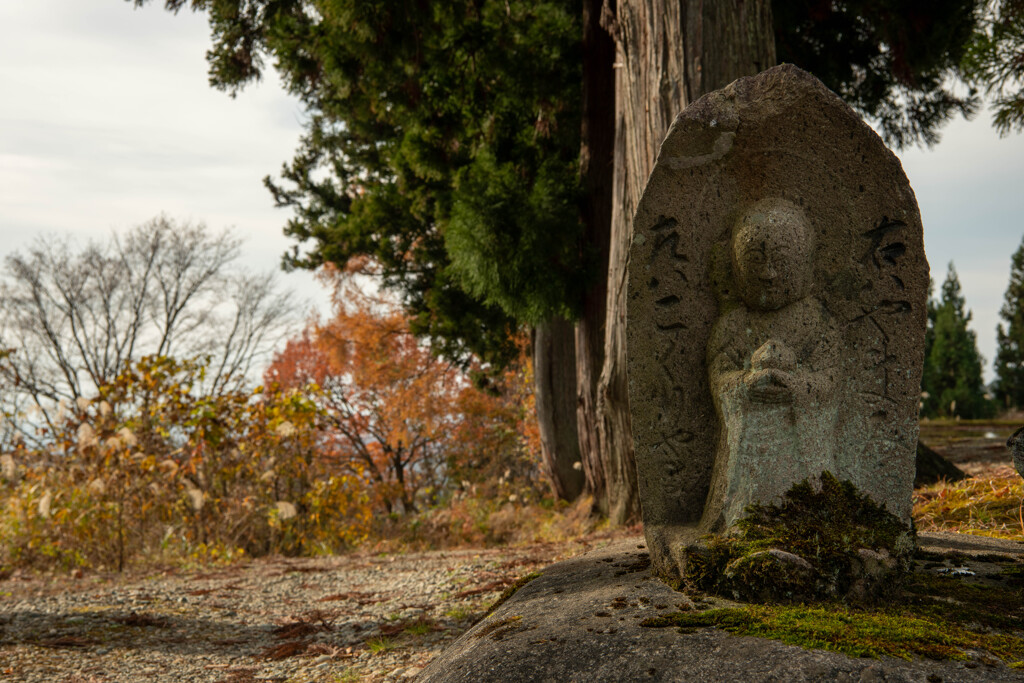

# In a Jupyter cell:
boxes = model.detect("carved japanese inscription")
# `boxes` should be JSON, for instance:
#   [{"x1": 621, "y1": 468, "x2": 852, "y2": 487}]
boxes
[{"x1": 626, "y1": 65, "x2": 928, "y2": 579}]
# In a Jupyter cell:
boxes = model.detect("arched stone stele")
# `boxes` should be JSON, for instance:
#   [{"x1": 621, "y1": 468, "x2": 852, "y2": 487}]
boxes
[{"x1": 626, "y1": 64, "x2": 928, "y2": 579}]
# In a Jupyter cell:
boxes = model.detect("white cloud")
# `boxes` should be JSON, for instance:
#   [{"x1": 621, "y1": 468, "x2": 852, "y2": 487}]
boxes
[
  {"x1": 2, "y1": 0, "x2": 1023, "y2": 385},
  {"x1": 895, "y1": 109, "x2": 1024, "y2": 383}
]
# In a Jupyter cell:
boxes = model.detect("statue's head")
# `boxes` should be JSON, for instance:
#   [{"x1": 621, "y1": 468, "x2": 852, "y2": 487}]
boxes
[{"x1": 732, "y1": 199, "x2": 814, "y2": 311}]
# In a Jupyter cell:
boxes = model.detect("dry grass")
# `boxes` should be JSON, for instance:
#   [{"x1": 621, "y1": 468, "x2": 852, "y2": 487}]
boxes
[
  {"x1": 368, "y1": 494, "x2": 614, "y2": 554},
  {"x1": 913, "y1": 473, "x2": 1024, "y2": 540}
]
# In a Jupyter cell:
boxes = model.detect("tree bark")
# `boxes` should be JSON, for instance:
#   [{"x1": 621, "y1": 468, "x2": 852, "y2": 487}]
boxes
[
  {"x1": 533, "y1": 319, "x2": 585, "y2": 500},
  {"x1": 583, "y1": 0, "x2": 775, "y2": 524},
  {"x1": 576, "y1": 0, "x2": 618, "y2": 513}
]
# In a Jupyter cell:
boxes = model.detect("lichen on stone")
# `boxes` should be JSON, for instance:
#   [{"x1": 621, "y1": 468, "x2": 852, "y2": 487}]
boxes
[
  {"x1": 682, "y1": 471, "x2": 915, "y2": 604},
  {"x1": 483, "y1": 572, "x2": 541, "y2": 618},
  {"x1": 474, "y1": 614, "x2": 524, "y2": 641}
]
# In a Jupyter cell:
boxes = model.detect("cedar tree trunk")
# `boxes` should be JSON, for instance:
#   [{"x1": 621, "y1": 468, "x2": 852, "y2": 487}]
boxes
[
  {"x1": 533, "y1": 318, "x2": 585, "y2": 500},
  {"x1": 576, "y1": 0, "x2": 618, "y2": 512},
  {"x1": 579, "y1": 0, "x2": 776, "y2": 524}
]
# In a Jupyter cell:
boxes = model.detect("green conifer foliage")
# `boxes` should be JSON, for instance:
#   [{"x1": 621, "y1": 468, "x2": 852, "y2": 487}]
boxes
[
  {"x1": 136, "y1": 0, "x2": 586, "y2": 368},
  {"x1": 133, "y1": 0, "x2": 989, "y2": 367},
  {"x1": 994, "y1": 236, "x2": 1024, "y2": 408},
  {"x1": 961, "y1": 0, "x2": 1024, "y2": 136},
  {"x1": 921, "y1": 264, "x2": 994, "y2": 418},
  {"x1": 774, "y1": 0, "x2": 980, "y2": 147}
]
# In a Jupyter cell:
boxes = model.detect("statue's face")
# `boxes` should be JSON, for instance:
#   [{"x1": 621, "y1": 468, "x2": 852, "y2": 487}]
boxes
[{"x1": 732, "y1": 203, "x2": 813, "y2": 311}]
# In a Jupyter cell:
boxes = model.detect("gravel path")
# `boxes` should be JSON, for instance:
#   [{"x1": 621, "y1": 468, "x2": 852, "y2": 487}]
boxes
[{"x1": 0, "y1": 539, "x2": 602, "y2": 682}]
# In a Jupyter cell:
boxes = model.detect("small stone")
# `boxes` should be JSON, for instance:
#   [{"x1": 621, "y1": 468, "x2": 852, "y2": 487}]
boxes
[
  {"x1": 722, "y1": 548, "x2": 819, "y2": 601},
  {"x1": 854, "y1": 548, "x2": 897, "y2": 576},
  {"x1": 767, "y1": 549, "x2": 813, "y2": 570}
]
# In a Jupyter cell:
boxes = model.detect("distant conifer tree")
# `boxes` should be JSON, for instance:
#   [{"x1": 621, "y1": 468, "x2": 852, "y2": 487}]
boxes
[
  {"x1": 994, "y1": 236, "x2": 1024, "y2": 409},
  {"x1": 921, "y1": 263, "x2": 994, "y2": 418}
]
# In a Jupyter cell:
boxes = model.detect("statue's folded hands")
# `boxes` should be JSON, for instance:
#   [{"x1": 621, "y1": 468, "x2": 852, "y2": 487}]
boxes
[{"x1": 746, "y1": 368, "x2": 794, "y2": 404}]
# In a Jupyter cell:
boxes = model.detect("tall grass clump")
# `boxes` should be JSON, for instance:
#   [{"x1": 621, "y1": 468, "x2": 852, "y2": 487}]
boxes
[{"x1": 914, "y1": 474, "x2": 1024, "y2": 540}]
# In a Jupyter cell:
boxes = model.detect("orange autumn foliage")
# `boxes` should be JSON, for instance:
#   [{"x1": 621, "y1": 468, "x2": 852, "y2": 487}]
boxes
[
  {"x1": 266, "y1": 276, "x2": 537, "y2": 518},
  {"x1": 0, "y1": 355, "x2": 373, "y2": 571}
]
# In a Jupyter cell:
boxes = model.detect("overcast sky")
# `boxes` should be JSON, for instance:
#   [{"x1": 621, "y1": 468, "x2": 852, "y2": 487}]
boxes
[
  {"x1": 0, "y1": 1, "x2": 327, "y2": 320},
  {"x1": 2, "y1": 2, "x2": 1024, "y2": 382}
]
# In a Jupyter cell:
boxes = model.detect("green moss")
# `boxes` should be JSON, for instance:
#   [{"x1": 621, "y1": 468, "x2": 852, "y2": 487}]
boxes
[
  {"x1": 641, "y1": 605, "x2": 1024, "y2": 663},
  {"x1": 648, "y1": 545, "x2": 1024, "y2": 665},
  {"x1": 483, "y1": 571, "x2": 541, "y2": 618},
  {"x1": 682, "y1": 472, "x2": 914, "y2": 603},
  {"x1": 473, "y1": 614, "x2": 523, "y2": 640},
  {"x1": 904, "y1": 571, "x2": 1024, "y2": 632},
  {"x1": 1001, "y1": 561, "x2": 1024, "y2": 587}
]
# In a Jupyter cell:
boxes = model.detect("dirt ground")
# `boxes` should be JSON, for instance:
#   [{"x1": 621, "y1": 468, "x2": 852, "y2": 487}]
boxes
[{"x1": 918, "y1": 418, "x2": 1023, "y2": 479}]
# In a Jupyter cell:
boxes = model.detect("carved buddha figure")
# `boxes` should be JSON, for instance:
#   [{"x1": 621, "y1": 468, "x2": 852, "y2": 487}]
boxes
[{"x1": 704, "y1": 198, "x2": 841, "y2": 530}]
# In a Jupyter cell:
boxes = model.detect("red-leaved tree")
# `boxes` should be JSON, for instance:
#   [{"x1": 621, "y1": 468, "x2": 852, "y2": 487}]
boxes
[{"x1": 266, "y1": 271, "x2": 534, "y2": 516}]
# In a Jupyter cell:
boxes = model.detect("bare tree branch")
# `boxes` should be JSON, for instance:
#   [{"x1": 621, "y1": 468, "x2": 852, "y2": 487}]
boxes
[{"x1": 0, "y1": 216, "x2": 298, "y2": 448}]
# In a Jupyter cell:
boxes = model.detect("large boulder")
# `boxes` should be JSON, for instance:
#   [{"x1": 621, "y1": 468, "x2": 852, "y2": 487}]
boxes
[{"x1": 419, "y1": 535, "x2": 1024, "y2": 682}]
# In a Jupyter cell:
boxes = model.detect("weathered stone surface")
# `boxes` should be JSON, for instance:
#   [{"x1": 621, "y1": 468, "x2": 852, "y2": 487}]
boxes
[
  {"x1": 626, "y1": 65, "x2": 928, "y2": 576},
  {"x1": 916, "y1": 531, "x2": 1024, "y2": 559},
  {"x1": 914, "y1": 441, "x2": 967, "y2": 487},
  {"x1": 1008, "y1": 426, "x2": 1024, "y2": 479},
  {"x1": 419, "y1": 535, "x2": 1024, "y2": 683}
]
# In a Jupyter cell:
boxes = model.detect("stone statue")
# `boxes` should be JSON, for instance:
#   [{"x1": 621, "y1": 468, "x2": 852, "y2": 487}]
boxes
[
  {"x1": 626, "y1": 65, "x2": 929, "y2": 581},
  {"x1": 703, "y1": 199, "x2": 841, "y2": 529}
]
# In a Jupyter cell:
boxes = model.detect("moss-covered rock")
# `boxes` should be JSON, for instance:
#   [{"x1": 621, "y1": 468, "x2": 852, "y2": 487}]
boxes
[
  {"x1": 682, "y1": 472, "x2": 915, "y2": 604},
  {"x1": 641, "y1": 602, "x2": 1024, "y2": 663}
]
